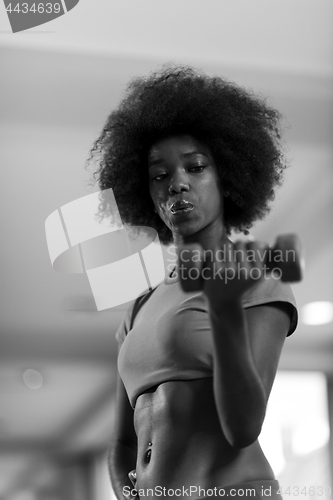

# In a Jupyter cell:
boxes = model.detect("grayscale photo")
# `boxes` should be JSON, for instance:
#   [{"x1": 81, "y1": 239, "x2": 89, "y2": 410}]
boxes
[{"x1": 0, "y1": 1, "x2": 332, "y2": 499}]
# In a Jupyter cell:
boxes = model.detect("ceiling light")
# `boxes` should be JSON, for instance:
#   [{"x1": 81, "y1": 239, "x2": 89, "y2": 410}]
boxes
[
  {"x1": 23, "y1": 369, "x2": 43, "y2": 390},
  {"x1": 301, "y1": 301, "x2": 333, "y2": 325}
]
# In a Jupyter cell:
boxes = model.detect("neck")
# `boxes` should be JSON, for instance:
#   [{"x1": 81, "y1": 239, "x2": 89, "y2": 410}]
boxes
[{"x1": 173, "y1": 222, "x2": 230, "y2": 251}]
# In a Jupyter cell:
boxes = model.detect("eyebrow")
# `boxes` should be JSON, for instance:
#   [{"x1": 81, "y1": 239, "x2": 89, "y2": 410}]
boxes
[{"x1": 148, "y1": 150, "x2": 209, "y2": 168}]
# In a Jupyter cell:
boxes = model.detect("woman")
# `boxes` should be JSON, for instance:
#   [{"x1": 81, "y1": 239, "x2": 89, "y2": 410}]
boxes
[{"x1": 90, "y1": 66, "x2": 297, "y2": 499}]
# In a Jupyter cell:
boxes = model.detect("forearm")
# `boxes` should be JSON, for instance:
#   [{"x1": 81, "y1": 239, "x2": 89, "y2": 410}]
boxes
[
  {"x1": 209, "y1": 298, "x2": 266, "y2": 448},
  {"x1": 108, "y1": 439, "x2": 137, "y2": 499}
]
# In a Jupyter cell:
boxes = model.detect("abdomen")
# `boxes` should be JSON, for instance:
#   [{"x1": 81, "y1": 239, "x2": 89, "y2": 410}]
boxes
[{"x1": 133, "y1": 379, "x2": 274, "y2": 495}]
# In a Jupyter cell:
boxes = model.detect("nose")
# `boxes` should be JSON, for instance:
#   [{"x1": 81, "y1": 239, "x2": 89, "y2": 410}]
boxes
[{"x1": 168, "y1": 170, "x2": 189, "y2": 194}]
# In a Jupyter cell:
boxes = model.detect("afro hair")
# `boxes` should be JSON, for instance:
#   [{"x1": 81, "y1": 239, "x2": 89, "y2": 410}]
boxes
[{"x1": 88, "y1": 65, "x2": 287, "y2": 244}]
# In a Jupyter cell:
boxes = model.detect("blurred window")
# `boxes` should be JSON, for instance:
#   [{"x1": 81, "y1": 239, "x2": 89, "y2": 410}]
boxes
[{"x1": 259, "y1": 371, "x2": 331, "y2": 497}]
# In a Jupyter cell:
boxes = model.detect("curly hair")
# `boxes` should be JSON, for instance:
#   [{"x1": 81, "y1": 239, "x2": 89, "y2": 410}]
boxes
[{"x1": 88, "y1": 65, "x2": 286, "y2": 244}]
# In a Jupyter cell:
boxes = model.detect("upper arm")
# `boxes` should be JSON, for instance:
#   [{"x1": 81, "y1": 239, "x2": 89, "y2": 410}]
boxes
[
  {"x1": 113, "y1": 305, "x2": 137, "y2": 446},
  {"x1": 112, "y1": 365, "x2": 137, "y2": 449},
  {"x1": 244, "y1": 301, "x2": 292, "y2": 401},
  {"x1": 108, "y1": 355, "x2": 137, "y2": 494}
]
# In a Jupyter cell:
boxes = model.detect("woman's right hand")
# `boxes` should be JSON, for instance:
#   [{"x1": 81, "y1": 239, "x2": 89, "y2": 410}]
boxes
[{"x1": 127, "y1": 469, "x2": 139, "y2": 500}]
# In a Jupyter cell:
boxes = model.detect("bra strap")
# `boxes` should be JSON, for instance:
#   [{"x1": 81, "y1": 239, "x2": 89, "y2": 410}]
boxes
[{"x1": 129, "y1": 287, "x2": 157, "y2": 331}]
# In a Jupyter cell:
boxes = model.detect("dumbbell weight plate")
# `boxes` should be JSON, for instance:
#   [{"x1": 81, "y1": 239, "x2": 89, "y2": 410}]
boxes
[{"x1": 272, "y1": 234, "x2": 304, "y2": 282}]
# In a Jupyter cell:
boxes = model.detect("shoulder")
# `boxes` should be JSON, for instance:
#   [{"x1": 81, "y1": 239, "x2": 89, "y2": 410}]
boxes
[
  {"x1": 115, "y1": 301, "x2": 136, "y2": 345},
  {"x1": 241, "y1": 275, "x2": 298, "y2": 336}
]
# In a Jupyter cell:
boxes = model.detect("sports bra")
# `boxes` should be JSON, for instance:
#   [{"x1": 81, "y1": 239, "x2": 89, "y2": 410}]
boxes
[{"x1": 116, "y1": 271, "x2": 298, "y2": 408}]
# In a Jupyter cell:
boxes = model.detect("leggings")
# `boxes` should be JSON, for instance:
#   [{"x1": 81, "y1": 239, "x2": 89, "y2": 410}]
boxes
[{"x1": 196, "y1": 479, "x2": 282, "y2": 499}]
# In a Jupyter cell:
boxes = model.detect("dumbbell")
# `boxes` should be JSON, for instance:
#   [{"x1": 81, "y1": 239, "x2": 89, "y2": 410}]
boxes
[{"x1": 177, "y1": 234, "x2": 304, "y2": 292}]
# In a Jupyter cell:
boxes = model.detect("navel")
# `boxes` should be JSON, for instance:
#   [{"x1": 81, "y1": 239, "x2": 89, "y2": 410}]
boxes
[{"x1": 144, "y1": 442, "x2": 153, "y2": 463}]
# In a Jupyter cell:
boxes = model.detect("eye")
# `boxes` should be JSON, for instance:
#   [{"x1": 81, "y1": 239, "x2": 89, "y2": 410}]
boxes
[
  {"x1": 152, "y1": 173, "x2": 167, "y2": 182},
  {"x1": 188, "y1": 164, "x2": 207, "y2": 172}
]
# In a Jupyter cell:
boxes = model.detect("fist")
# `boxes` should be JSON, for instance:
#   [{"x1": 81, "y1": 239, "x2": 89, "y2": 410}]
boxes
[
  {"x1": 177, "y1": 240, "x2": 269, "y2": 303},
  {"x1": 176, "y1": 234, "x2": 303, "y2": 301}
]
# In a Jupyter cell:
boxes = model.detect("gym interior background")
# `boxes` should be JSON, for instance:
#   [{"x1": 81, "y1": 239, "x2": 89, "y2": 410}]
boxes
[{"x1": 0, "y1": 1, "x2": 333, "y2": 498}]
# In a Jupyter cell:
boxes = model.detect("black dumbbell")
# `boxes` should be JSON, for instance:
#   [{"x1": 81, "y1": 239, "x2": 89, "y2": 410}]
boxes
[{"x1": 177, "y1": 234, "x2": 304, "y2": 292}]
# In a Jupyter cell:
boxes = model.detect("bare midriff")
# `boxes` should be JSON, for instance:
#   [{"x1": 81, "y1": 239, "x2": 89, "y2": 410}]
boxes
[{"x1": 133, "y1": 378, "x2": 274, "y2": 498}]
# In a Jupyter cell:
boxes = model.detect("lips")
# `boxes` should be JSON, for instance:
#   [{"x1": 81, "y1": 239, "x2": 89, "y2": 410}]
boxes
[{"x1": 169, "y1": 200, "x2": 194, "y2": 214}]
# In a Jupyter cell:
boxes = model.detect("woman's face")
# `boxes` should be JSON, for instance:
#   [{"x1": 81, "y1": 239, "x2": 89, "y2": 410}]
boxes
[{"x1": 148, "y1": 135, "x2": 225, "y2": 243}]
